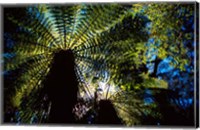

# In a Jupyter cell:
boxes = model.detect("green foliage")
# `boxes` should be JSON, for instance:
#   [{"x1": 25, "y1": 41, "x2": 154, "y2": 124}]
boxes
[
  {"x1": 111, "y1": 90, "x2": 162, "y2": 126},
  {"x1": 135, "y1": 3, "x2": 194, "y2": 70},
  {"x1": 3, "y1": 3, "x2": 195, "y2": 125}
]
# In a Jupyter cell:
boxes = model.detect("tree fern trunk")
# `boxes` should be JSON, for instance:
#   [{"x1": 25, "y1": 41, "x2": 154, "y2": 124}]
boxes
[{"x1": 43, "y1": 50, "x2": 78, "y2": 123}]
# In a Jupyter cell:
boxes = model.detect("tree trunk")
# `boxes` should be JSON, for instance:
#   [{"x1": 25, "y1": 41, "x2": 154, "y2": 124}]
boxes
[
  {"x1": 43, "y1": 50, "x2": 78, "y2": 123},
  {"x1": 150, "y1": 56, "x2": 162, "y2": 78}
]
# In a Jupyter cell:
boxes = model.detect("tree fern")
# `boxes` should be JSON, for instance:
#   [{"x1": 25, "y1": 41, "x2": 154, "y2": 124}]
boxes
[{"x1": 3, "y1": 3, "x2": 195, "y2": 126}]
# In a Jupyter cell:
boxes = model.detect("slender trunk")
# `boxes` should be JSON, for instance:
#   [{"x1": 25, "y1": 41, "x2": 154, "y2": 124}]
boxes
[{"x1": 150, "y1": 56, "x2": 162, "y2": 77}]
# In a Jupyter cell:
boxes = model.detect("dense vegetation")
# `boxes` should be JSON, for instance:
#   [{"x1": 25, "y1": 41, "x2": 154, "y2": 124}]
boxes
[{"x1": 3, "y1": 3, "x2": 198, "y2": 126}]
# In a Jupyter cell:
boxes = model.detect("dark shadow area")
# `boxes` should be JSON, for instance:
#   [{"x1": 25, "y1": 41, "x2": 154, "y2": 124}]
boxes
[
  {"x1": 96, "y1": 100, "x2": 122, "y2": 125},
  {"x1": 154, "y1": 90, "x2": 194, "y2": 126},
  {"x1": 43, "y1": 49, "x2": 78, "y2": 123}
]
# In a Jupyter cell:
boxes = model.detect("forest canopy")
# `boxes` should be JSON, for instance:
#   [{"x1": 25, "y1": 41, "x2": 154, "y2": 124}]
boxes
[{"x1": 2, "y1": 3, "x2": 198, "y2": 126}]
